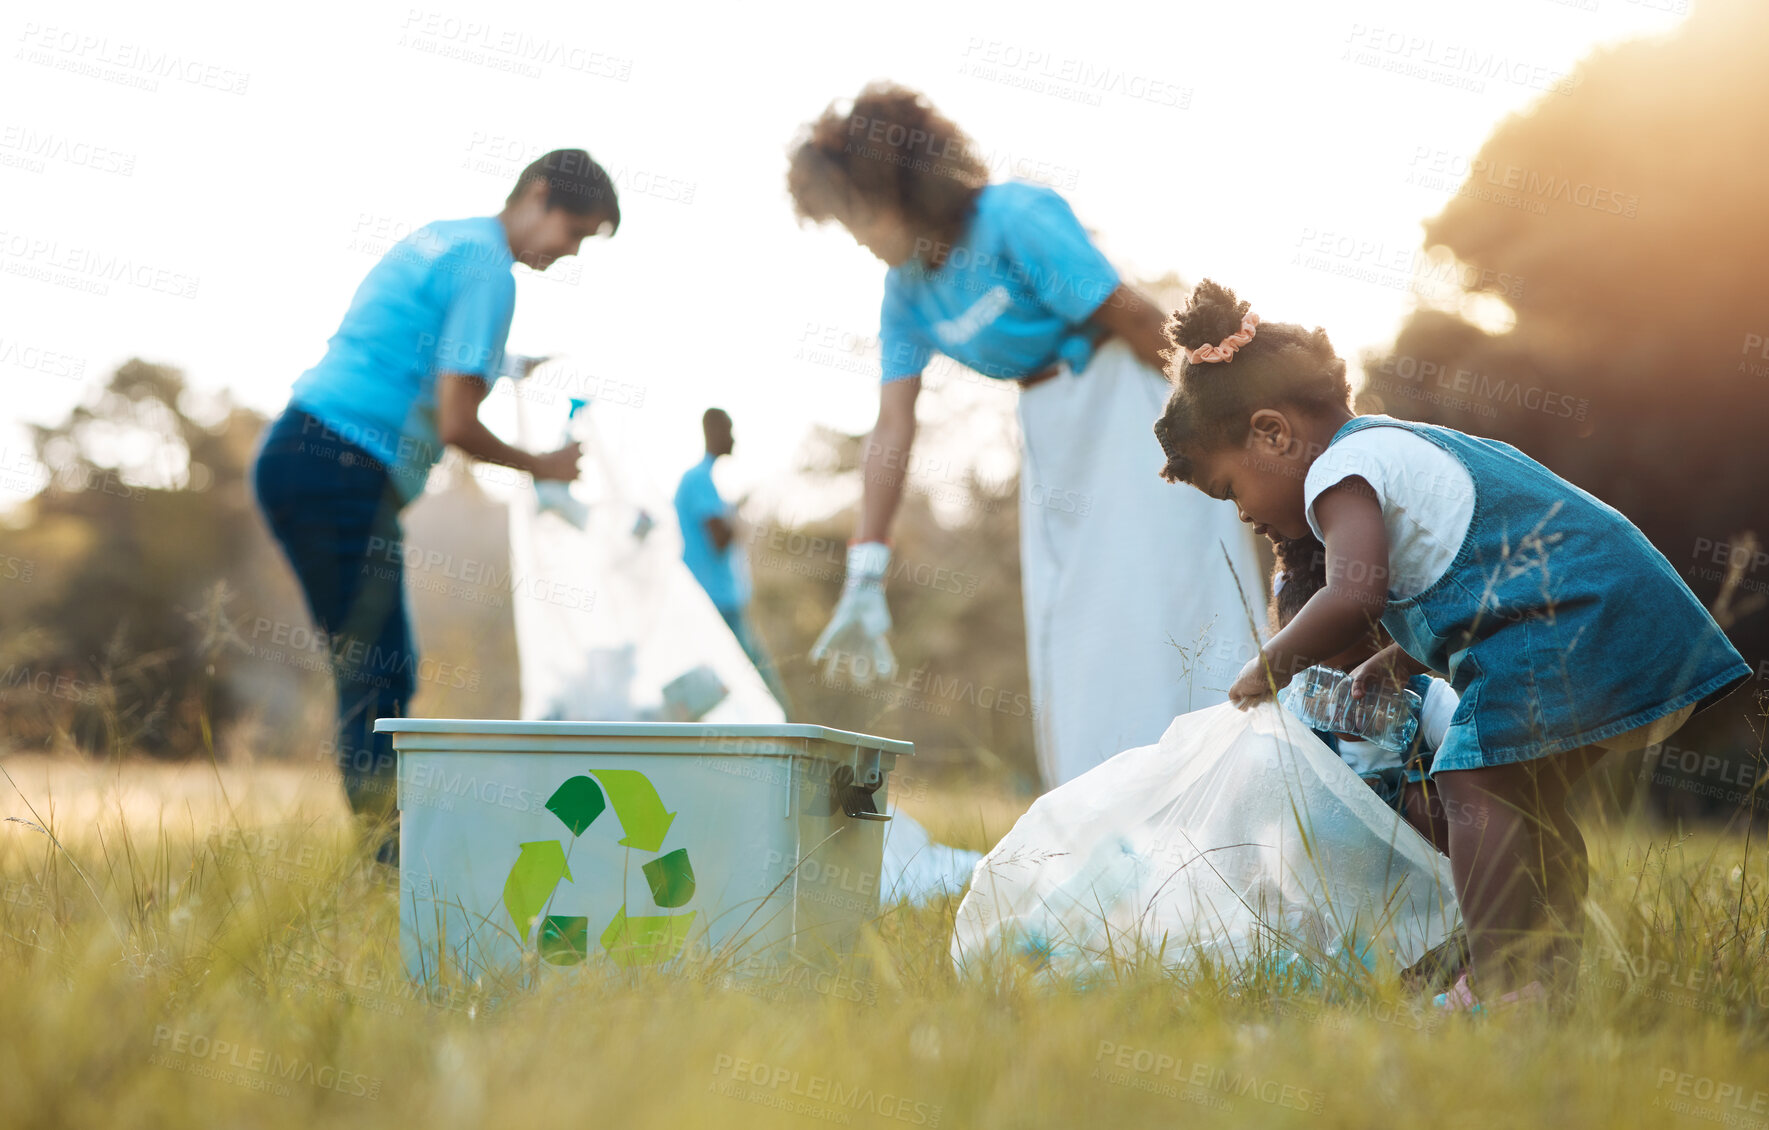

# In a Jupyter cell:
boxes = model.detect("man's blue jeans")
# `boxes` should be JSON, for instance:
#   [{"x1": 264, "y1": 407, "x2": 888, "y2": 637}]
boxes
[{"x1": 252, "y1": 408, "x2": 412, "y2": 853}]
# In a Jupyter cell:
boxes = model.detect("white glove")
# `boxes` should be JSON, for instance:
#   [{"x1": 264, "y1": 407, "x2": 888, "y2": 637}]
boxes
[{"x1": 809, "y1": 542, "x2": 896, "y2": 684}]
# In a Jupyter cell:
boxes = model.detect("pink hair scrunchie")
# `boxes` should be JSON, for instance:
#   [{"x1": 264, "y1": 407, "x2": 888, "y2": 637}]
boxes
[{"x1": 1185, "y1": 311, "x2": 1260, "y2": 364}]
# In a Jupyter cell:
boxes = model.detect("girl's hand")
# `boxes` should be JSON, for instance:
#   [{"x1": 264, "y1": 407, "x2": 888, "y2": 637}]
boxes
[
  {"x1": 1228, "y1": 653, "x2": 1289, "y2": 710},
  {"x1": 1346, "y1": 643, "x2": 1424, "y2": 700}
]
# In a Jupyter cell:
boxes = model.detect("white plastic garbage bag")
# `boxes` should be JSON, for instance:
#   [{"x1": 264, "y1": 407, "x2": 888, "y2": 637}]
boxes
[
  {"x1": 880, "y1": 807, "x2": 982, "y2": 902},
  {"x1": 506, "y1": 388, "x2": 978, "y2": 901},
  {"x1": 508, "y1": 397, "x2": 784, "y2": 725},
  {"x1": 951, "y1": 701, "x2": 1460, "y2": 986}
]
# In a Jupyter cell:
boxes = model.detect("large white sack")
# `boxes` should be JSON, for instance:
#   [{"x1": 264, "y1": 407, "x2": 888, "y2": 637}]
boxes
[
  {"x1": 507, "y1": 390, "x2": 978, "y2": 899},
  {"x1": 951, "y1": 701, "x2": 1460, "y2": 986},
  {"x1": 1016, "y1": 340, "x2": 1264, "y2": 788},
  {"x1": 508, "y1": 397, "x2": 784, "y2": 725}
]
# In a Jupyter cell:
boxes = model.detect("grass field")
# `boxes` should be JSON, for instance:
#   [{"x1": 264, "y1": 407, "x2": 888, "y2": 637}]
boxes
[{"x1": 1, "y1": 753, "x2": 1766, "y2": 1130}]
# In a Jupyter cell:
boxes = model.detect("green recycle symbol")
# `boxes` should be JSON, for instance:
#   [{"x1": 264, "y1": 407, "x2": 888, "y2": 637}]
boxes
[{"x1": 500, "y1": 770, "x2": 697, "y2": 967}]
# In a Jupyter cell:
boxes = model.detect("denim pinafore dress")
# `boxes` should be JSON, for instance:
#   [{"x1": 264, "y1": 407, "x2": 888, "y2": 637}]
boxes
[{"x1": 1328, "y1": 416, "x2": 1750, "y2": 773}]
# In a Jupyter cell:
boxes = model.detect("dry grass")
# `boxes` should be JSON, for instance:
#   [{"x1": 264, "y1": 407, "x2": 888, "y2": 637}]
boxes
[{"x1": 1, "y1": 756, "x2": 1766, "y2": 1130}]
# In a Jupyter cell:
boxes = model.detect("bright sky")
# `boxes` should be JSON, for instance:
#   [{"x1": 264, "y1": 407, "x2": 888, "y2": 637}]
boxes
[{"x1": 0, "y1": 0, "x2": 1689, "y2": 521}]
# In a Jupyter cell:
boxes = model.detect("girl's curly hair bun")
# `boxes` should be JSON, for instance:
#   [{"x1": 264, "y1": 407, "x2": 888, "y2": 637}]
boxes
[
  {"x1": 1152, "y1": 279, "x2": 1353, "y2": 486},
  {"x1": 1164, "y1": 279, "x2": 1252, "y2": 358}
]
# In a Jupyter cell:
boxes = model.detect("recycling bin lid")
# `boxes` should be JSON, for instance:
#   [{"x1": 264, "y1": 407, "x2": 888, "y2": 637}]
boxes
[{"x1": 372, "y1": 718, "x2": 913, "y2": 756}]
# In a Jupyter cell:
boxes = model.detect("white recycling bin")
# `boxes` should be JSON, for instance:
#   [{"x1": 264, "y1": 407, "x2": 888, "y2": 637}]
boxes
[{"x1": 376, "y1": 719, "x2": 910, "y2": 982}]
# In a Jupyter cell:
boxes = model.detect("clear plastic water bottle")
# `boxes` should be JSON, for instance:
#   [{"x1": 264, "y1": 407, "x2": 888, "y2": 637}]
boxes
[
  {"x1": 1279, "y1": 665, "x2": 1421, "y2": 753},
  {"x1": 535, "y1": 397, "x2": 590, "y2": 529}
]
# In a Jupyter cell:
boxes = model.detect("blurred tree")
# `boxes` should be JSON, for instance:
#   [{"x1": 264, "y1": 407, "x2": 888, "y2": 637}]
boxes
[
  {"x1": 0, "y1": 360, "x2": 524, "y2": 764},
  {"x1": 1359, "y1": 0, "x2": 1768, "y2": 819},
  {"x1": 0, "y1": 359, "x2": 308, "y2": 757}
]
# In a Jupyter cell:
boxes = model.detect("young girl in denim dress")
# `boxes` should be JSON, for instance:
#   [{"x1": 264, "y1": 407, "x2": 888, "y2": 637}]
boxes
[{"x1": 1154, "y1": 280, "x2": 1750, "y2": 1010}]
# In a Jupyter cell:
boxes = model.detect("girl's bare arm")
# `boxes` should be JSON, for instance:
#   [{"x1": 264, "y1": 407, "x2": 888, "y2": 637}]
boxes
[{"x1": 1260, "y1": 477, "x2": 1392, "y2": 683}]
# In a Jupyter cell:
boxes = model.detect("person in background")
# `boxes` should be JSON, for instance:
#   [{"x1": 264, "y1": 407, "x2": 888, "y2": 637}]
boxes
[
  {"x1": 674, "y1": 409, "x2": 788, "y2": 709},
  {"x1": 252, "y1": 149, "x2": 620, "y2": 863}
]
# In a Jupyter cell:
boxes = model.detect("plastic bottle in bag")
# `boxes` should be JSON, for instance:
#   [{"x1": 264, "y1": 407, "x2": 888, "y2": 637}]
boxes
[{"x1": 1279, "y1": 665, "x2": 1420, "y2": 753}]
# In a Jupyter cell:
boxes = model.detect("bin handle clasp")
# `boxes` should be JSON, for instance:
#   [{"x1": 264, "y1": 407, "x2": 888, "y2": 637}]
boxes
[{"x1": 830, "y1": 747, "x2": 890, "y2": 822}]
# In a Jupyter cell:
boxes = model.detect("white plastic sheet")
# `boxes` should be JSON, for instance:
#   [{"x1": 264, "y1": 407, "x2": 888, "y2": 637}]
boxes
[{"x1": 952, "y1": 701, "x2": 1460, "y2": 986}]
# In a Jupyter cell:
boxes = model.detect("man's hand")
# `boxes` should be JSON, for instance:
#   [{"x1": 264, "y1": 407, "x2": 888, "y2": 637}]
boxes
[
  {"x1": 532, "y1": 442, "x2": 582, "y2": 482},
  {"x1": 439, "y1": 374, "x2": 582, "y2": 480},
  {"x1": 704, "y1": 514, "x2": 735, "y2": 553}
]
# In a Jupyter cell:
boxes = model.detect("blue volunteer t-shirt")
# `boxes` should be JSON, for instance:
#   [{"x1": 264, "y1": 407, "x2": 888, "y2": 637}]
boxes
[
  {"x1": 290, "y1": 216, "x2": 516, "y2": 500},
  {"x1": 879, "y1": 181, "x2": 1121, "y2": 382},
  {"x1": 675, "y1": 455, "x2": 748, "y2": 613}
]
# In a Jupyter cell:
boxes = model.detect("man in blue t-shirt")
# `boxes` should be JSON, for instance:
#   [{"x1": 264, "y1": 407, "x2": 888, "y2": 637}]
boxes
[
  {"x1": 252, "y1": 149, "x2": 620, "y2": 862},
  {"x1": 674, "y1": 409, "x2": 786, "y2": 708}
]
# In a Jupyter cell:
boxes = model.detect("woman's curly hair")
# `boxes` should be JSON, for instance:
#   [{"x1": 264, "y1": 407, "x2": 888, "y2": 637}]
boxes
[
  {"x1": 787, "y1": 82, "x2": 988, "y2": 254},
  {"x1": 1153, "y1": 279, "x2": 1352, "y2": 484},
  {"x1": 1271, "y1": 534, "x2": 1329, "y2": 630}
]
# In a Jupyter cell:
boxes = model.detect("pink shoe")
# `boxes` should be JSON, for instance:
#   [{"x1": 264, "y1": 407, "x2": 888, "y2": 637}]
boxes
[
  {"x1": 1433, "y1": 973, "x2": 1477, "y2": 1011},
  {"x1": 1433, "y1": 974, "x2": 1546, "y2": 1014}
]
